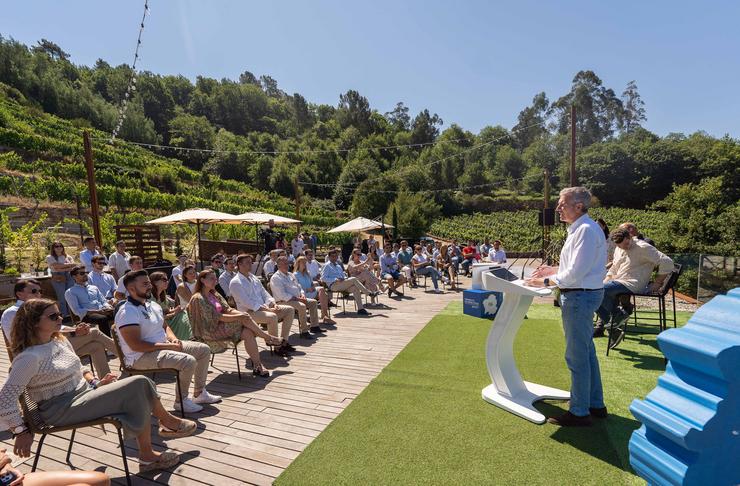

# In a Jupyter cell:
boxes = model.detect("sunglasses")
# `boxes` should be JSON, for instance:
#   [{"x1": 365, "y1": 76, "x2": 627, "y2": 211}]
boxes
[
  {"x1": 29, "y1": 288, "x2": 41, "y2": 294},
  {"x1": 46, "y1": 312, "x2": 63, "y2": 321},
  {"x1": 74, "y1": 271, "x2": 88, "y2": 276}
]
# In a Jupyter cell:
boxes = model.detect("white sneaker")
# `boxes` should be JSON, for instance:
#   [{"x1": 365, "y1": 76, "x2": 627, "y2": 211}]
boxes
[
  {"x1": 192, "y1": 389, "x2": 222, "y2": 405},
  {"x1": 174, "y1": 397, "x2": 203, "y2": 413},
  {"x1": 441, "y1": 276, "x2": 450, "y2": 284},
  {"x1": 434, "y1": 289, "x2": 443, "y2": 294}
]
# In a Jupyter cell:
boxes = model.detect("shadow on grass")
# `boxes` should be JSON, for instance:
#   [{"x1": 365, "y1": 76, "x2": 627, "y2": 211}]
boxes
[{"x1": 535, "y1": 401, "x2": 640, "y2": 472}]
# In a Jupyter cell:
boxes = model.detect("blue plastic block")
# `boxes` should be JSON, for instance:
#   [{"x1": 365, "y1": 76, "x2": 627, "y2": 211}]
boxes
[
  {"x1": 463, "y1": 289, "x2": 503, "y2": 320},
  {"x1": 629, "y1": 287, "x2": 740, "y2": 485}
]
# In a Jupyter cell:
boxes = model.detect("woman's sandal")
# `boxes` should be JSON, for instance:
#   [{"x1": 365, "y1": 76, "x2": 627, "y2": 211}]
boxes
[
  {"x1": 158, "y1": 419, "x2": 197, "y2": 439},
  {"x1": 139, "y1": 451, "x2": 180, "y2": 472},
  {"x1": 253, "y1": 365, "x2": 270, "y2": 377}
]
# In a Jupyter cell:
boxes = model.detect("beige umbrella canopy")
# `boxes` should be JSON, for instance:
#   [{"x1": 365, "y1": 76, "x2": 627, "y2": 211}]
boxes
[
  {"x1": 234, "y1": 211, "x2": 302, "y2": 225},
  {"x1": 327, "y1": 217, "x2": 393, "y2": 233}
]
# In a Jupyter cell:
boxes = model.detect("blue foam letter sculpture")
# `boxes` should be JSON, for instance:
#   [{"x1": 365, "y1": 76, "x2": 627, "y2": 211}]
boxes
[{"x1": 629, "y1": 288, "x2": 740, "y2": 485}]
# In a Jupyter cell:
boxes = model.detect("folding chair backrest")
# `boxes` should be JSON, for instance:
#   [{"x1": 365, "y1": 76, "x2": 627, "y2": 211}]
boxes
[
  {"x1": 1, "y1": 327, "x2": 13, "y2": 361},
  {"x1": 659, "y1": 263, "x2": 683, "y2": 296},
  {"x1": 19, "y1": 391, "x2": 47, "y2": 433},
  {"x1": 65, "y1": 293, "x2": 82, "y2": 324},
  {"x1": 110, "y1": 324, "x2": 129, "y2": 371}
]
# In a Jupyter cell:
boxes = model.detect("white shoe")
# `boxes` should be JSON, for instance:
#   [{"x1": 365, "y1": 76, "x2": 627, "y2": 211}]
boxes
[
  {"x1": 441, "y1": 276, "x2": 450, "y2": 284},
  {"x1": 192, "y1": 389, "x2": 222, "y2": 405},
  {"x1": 174, "y1": 397, "x2": 203, "y2": 413},
  {"x1": 434, "y1": 289, "x2": 443, "y2": 294}
]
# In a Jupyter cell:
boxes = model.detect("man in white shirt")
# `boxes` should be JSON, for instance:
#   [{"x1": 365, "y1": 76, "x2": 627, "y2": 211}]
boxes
[
  {"x1": 478, "y1": 238, "x2": 492, "y2": 259},
  {"x1": 78, "y1": 237, "x2": 106, "y2": 272},
  {"x1": 229, "y1": 254, "x2": 296, "y2": 355},
  {"x1": 218, "y1": 256, "x2": 237, "y2": 299},
  {"x1": 2, "y1": 279, "x2": 116, "y2": 375},
  {"x1": 114, "y1": 255, "x2": 144, "y2": 300},
  {"x1": 593, "y1": 228, "x2": 674, "y2": 336},
  {"x1": 320, "y1": 250, "x2": 375, "y2": 315},
  {"x1": 171, "y1": 255, "x2": 188, "y2": 284},
  {"x1": 488, "y1": 240, "x2": 507, "y2": 264},
  {"x1": 304, "y1": 249, "x2": 322, "y2": 280},
  {"x1": 270, "y1": 256, "x2": 321, "y2": 336},
  {"x1": 88, "y1": 255, "x2": 117, "y2": 301},
  {"x1": 116, "y1": 270, "x2": 220, "y2": 413},
  {"x1": 291, "y1": 234, "x2": 305, "y2": 258},
  {"x1": 529, "y1": 187, "x2": 607, "y2": 427},
  {"x1": 107, "y1": 240, "x2": 131, "y2": 281},
  {"x1": 263, "y1": 249, "x2": 281, "y2": 278},
  {"x1": 411, "y1": 245, "x2": 448, "y2": 293}
]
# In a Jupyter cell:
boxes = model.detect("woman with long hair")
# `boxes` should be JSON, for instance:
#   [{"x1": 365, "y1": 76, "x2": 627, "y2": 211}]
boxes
[
  {"x1": 436, "y1": 244, "x2": 458, "y2": 290},
  {"x1": 175, "y1": 265, "x2": 197, "y2": 308},
  {"x1": 187, "y1": 269, "x2": 285, "y2": 377},
  {"x1": 150, "y1": 271, "x2": 192, "y2": 340},
  {"x1": 0, "y1": 299, "x2": 197, "y2": 473},
  {"x1": 347, "y1": 249, "x2": 382, "y2": 298},
  {"x1": 293, "y1": 256, "x2": 335, "y2": 325},
  {"x1": 45, "y1": 241, "x2": 76, "y2": 317}
]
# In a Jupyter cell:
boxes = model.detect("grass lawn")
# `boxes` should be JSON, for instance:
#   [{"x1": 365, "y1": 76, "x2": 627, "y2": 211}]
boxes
[{"x1": 275, "y1": 302, "x2": 694, "y2": 486}]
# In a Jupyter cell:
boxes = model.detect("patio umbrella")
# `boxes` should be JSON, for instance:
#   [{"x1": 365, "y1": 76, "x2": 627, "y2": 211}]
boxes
[
  {"x1": 234, "y1": 211, "x2": 302, "y2": 225},
  {"x1": 327, "y1": 217, "x2": 393, "y2": 233},
  {"x1": 145, "y1": 208, "x2": 243, "y2": 266}
]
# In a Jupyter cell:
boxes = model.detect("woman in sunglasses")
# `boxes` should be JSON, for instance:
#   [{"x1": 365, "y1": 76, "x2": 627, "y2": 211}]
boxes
[
  {"x1": 0, "y1": 299, "x2": 198, "y2": 473},
  {"x1": 46, "y1": 242, "x2": 76, "y2": 318}
]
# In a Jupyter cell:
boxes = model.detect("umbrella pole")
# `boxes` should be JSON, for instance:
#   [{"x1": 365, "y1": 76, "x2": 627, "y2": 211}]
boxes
[{"x1": 196, "y1": 221, "x2": 203, "y2": 270}]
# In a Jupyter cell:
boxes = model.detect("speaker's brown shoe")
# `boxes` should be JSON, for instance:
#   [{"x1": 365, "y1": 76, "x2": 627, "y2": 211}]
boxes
[
  {"x1": 547, "y1": 411, "x2": 593, "y2": 427},
  {"x1": 589, "y1": 407, "x2": 608, "y2": 418}
]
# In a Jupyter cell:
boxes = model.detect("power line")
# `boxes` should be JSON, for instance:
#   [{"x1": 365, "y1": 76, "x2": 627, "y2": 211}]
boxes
[{"x1": 297, "y1": 177, "x2": 527, "y2": 195}]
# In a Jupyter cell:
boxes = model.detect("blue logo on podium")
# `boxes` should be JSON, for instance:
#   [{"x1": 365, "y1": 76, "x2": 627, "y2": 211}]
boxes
[{"x1": 463, "y1": 289, "x2": 503, "y2": 319}]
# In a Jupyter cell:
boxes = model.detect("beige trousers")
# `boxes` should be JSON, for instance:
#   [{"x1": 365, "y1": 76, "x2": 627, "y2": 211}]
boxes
[
  {"x1": 68, "y1": 328, "x2": 115, "y2": 376},
  {"x1": 330, "y1": 277, "x2": 370, "y2": 310},
  {"x1": 247, "y1": 305, "x2": 295, "y2": 340},
  {"x1": 279, "y1": 299, "x2": 318, "y2": 331},
  {"x1": 132, "y1": 340, "x2": 211, "y2": 399}
]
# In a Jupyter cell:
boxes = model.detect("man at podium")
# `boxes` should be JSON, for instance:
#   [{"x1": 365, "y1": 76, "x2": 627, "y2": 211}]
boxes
[{"x1": 527, "y1": 187, "x2": 607, "y2": 427}]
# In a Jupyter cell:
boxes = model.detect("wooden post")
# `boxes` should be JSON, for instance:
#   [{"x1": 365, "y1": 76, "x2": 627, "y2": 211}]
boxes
[
  {"x1": 570, "y1": 104, "x2": 577, "y2": 187},
  {"x1": 543, "y1": 169, "x2": 551, "y2": 264},
  {"x1": 82, "y1": 131, "x2": 103, "y2": 248},
  {"x1": 293, "y1": 177, "x2": 301, "y2": 233}
]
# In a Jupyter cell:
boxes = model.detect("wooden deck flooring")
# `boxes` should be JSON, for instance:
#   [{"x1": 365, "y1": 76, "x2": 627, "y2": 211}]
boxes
[{"x1": 0, "y1": 287, "x2": 460, "y2": 485}]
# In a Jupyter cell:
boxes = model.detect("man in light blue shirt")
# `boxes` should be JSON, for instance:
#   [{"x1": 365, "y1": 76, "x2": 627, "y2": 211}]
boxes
[
  {"x1": 380, "y1": 243, "x2": 405, "y2": 297},
  {"x1": 88, "y1": 254, "x2": 117, "y2": 300},
  {"x1": 78, "y1": 236, "x2": 106, "y2": 272},
  {"x1": 65, "y1": 264, "x2": 115, "y2": 335},
  {"x1": 320, "y1": 249, "x2": 374, "y2": 315}
]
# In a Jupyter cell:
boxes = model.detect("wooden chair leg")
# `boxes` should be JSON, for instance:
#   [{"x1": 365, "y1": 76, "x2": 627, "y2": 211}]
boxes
[
  {"x1": 235, "y1": 345, "x2": 242, "y2": 380},
  {"x1": 31, "y1": 433, "x2": 47, "y2": 471},
  {"x1": 116, "y1": 426, "x2": 132, "y2": 486},
  {"x1": 175, "y1": 371, "x2": 185, "y2": 418},
  {"x1": 66, "y1": 428, "x2": 76, "y2": 464}
]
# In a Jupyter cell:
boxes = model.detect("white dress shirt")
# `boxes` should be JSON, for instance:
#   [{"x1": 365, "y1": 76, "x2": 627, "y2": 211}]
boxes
[
  {"x1": 218, "y1": 270, "x2": 236, "y2": 297},
  {"x1": 229, "y1": 272, "x2": 275, "y2": 312},
  {"x1": 107, "y1": 251, "x2": 130, "y2": 277},
  {"x1": 270, "y1": 271, "x2": 304, "y2": 302},
  {"x1": 553, "y1": 214, "x2": 607, "y2": 290},
  {"x1": 291, "y1": 238, "x2": 305, "y2": 257},
  {"x1": 263, "y1": 259, "x2": 278, "y2": 277},
  {"x1": 489, "y1": 249, "x2": 507, "y2": 264},
  {"x1": 1, "y1": 300, "x2": 23, "y2": 337},
  {"x1": 306, "y1": 259, "x2": 321, "y2": 279}
]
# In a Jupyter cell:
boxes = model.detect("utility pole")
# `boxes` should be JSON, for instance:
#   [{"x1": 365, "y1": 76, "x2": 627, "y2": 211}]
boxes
[
  {"x1": 570, "y1": 104, "x2": 577, "y2": 186},
  {"x1": 543, "y1": 169, "x2": 551, "y2": 264},
  {"x1": 82, "y1": 131, "x2": 103, "y2": 248}
]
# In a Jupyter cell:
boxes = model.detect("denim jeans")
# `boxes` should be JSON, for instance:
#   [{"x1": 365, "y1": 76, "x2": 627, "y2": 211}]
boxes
[
  {"x1": 415, "y1": 266, "x2": 440, "y2": 290},
  {"x1": 461, "y1": 258, "x2": 475, "y2": 274},
  {"x1": 560, "y1": 289, "x2": 605, "y2": 416},
  {"x1": 595, "y1": 281, "x2": 631, "y2": 325},
  {"x1": 51, "y1": 273, "x2": 74, "y2": 317},
  {"x1": 450, "y1": 256, "x2": 460, "y2": 273}
]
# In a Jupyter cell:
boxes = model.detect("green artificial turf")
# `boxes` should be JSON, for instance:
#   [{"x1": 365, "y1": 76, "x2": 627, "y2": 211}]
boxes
[{"x1": 275, "y1": 302, "x2": 694, "y2": 486}]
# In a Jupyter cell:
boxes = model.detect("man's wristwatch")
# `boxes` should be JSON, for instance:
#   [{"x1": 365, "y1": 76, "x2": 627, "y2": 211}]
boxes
[
  {"x1": 11, "y1": 425, "x2": 28, "y2": 437},
  {"x1": 544, "y1": 278, "x2": 550, "y2": 287}
]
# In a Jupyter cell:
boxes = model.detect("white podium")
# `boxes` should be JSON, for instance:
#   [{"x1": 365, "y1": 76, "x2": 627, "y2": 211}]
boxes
[{"x1": 479, "y1": 269, "x2": 569, "y2": 423}]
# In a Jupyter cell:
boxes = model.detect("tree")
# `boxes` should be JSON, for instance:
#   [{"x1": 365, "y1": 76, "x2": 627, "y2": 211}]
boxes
[
  {"x1": 385, "y1": 191, "x2": 441, "y2": 238},
  {"x1": 336, "y1": 90, "x2": 373, "y2": 135},
  {"x1": 550, "y1": 70, "x2": 624, "y2": 147},
  {"x1": 168, "y1": 112, "x2": 216, "y2": 169},
  {"x1": 494, "y1": 145, "x2": 525, "y2": 182},
  {"x1": 32, "y1": 39, "x2": 69, "y2": 61},
  {"x1": 512, "y1": 92, "x2": 549, "y2": 150},
  {"x1": 350, "y1": 173, "x2": 398, "y2": 218},
  {"x1": 333, "y1": 156, "x2": 379, "y2": 209},
  {"x1": 203, "y1": 129, "x2": 254, "y2": 182},
  {"x1": 290, "y1": 93, "x2": 313, "y2": 132},
  {"x1": 410, "y1": 109, "x2": 443, "y2": 146},
  {"x1": 621, "y1": 80, "x2": 646, "y2": 133},
  {"x1": 385, "y1": 102, "x2": 410, "y2": 131},
  {"x1": 238, "y1": 70, "x2": 259, "y2": 85},
  {"x1": 136, "y1": 73, "x2": 176, "y2": 140},
  {"x1": 259, "y1": 75, "x2": 285, "y2": 97},
  {"x1": 268, "y1": 156, "x2": 295, "y2": 196}
]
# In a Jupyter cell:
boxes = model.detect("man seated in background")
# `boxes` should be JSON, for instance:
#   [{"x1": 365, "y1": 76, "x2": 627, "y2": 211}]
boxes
[
  {"x1": 262, "y1": 249, "x2": 282, "y2": 279},
  {"x1": 171, "y1": 254, "x2": 188, "y2": 285},
  {"x1": 618, "y1": 222, "x2": 656, "y2": 247},
  {"x1": 78, "y1": 236, "x2": 106, "y2": 272},
  {"x1": 304, "y1": 249, "x2": 322, "y2": 280},
  {"x1": 478, "y1": 238, "x2": 492, "y2": 260},
  {"x1": 210, "y1": 254, "x2": 225, "y2": 278},
  {"x1": 460, "y1": 240, "x2": 479, "y2": 276},
  {"x1": 396, "y1": 240, "x2": 415, "y2": 286},
  {"x1": 88, "y1": 254, "x2": 117, "y2": 301},
  {"x1": 380, "y1": 243, "x2": 406, "y2": 297},
  {"x1": 593, "y1": 228, "x2": 674, "y2": 337},
  {"x1": 270, "y1": 256, "x2": 321, "y2": 336},
  {"x1": 65, "y1": 265, "x2": 115, "y2": 336},
  {"x1": 218, "y1": 256, "x2": 237, "y2": 301},
  {"x1": 488, "y1": 240, "x2": 507, "y2": 264},
  {"x1": 320, "y1": 249, "x2": 376, "y2": 315},
  {"x1": 2, "y1": 279, "x2": 116, "y2": 375},
  {"x1": 114, "y1": 255, "x2": 145, "y2": 300},
  {"x1": 107, "y1": 240, "x2": 131, "y2": 281},
  {"x1": 291, "y1": 233, "x2": 305, "y2": 258}
]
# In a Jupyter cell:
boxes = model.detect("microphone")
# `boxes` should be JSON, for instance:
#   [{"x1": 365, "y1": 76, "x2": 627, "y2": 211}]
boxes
[{"x1": 521, "y1": 253, "x2": 538, "y2": 280}]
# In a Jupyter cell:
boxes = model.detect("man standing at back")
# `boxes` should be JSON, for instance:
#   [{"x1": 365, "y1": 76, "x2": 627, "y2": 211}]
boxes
[{"x1": 528, "y1": 187, "x2": 607, "y2": 427}]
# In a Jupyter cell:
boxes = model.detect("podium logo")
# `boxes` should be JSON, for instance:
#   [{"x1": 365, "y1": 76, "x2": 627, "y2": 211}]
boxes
[{"x1": 482, "y1": 293, "x2": 500, "y2": 316}]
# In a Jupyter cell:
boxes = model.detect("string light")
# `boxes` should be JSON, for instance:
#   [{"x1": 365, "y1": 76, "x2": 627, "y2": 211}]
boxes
[
  {"x1": 296, "y1": 177, "x2": 528, "y2": 195},
  {"x1": 110, "y1": 0, "x2": 149, "y2": 143}
]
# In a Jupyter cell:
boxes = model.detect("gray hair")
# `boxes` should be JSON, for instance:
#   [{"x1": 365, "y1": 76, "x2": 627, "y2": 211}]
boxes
[{"x1": 559, "y1": 186, "x2": 592, "y2": 211}]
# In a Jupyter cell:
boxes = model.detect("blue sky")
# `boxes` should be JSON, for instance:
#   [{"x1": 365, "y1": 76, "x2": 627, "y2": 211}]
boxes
[{"x1": 2, "y1": 0, "x2": 739, "y2": 138}]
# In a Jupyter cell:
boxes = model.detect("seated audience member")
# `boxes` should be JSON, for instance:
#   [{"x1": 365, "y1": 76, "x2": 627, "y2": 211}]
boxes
[
  {"x1": 65, "y1": 265, "x2": 115, "y2": 336},
  {"x1": 412, "y1": 244, "x2": 448, "y2": 293},
  {"x1": 380, "y1": 243, "x2": 406, "y2": 297},
  {"x1": 460, "y1": 240, "x2": 479, "y2": 276},
  {"x1": 347, "y1": 248, "x2": 383, "y2": 298},
  {"x1": 150, "y1": 272, "x2": 192, "y2": 341},
  {"x1": 448, "y1": 240, "x2": 462, "y2": 273},
  {"x1": 188, "y1": 269, "x2": 284, "y2": 377},
  {"x1": 294, "y1": 256, "x2": 334, "y2": 325},
  {"x1": 436, "y1": 244, "x2": 458, "y2": 291},
  {"x1": 304, "y1": 249, "x2": 322, "y2": 280},
  {"x1": 320, "y1": 249, "x2": 376, "y2": 315},
  {"x1": 89, "y1": 255, "x2": 117, "y2": 301},
  {"x1": 369, "y1": 239, "x2": 384, "y2": 260},
  {"x1": 391, "y1": 242, "x2": 400, "y2": 258},
  {"x1": 229, "y1": 254, "x2": 296, "y2": 356},
  {"x1": 2, "y1": 279, "x2": 116, "y2": 375},
  {"x1": 479, "y1": 238, "x2": 492, "y2": 260},
  {"x1": 0, "y1": 447, "x2": 110, "y2": 486},
  {"x1": 593, "y1": 228, "x2": 675, "y2": 337},
  {"x1": 271, "y1": 256, "x2": 322, "y2": 336},
  {"x1": 2, "y1": 299, "x2": 197, "y2": 473},
  {"x1": 114, "y1": 256, "x2": 145, "y2": 300},
  {"x1": 46, "y1": 241, "x2": 76, "y2": 318},
  {"x1": 619, "y1": 222, "x2": 656, "y2": 247},
  {"x1": 209, "y1": 254, "x2": 224, "y2": 278},
  {"x1": 488, "y1": 240, "x2": 507, "y2": 264},
  {"x1": 107, "y1": 240, "x2": 131, "y2": 281},
  {"x1": 396, "y1": 240, "x2": 416, "y2": 286},
  {"x1": 78, "y1": 237, "x2": 106, "y2": 273},
  {"x1": 176, "y1": 265, "x2": 198, "y2": 308},
  {"x1": 218, "y1": 256, "x2": 238, "y2": 300},
  {"x1": 116, "y1": 270, "x2": 221, "y2": 413},
  {"x1": 291, "y1": 234, "x2": 305, "y2": 258},
  {"x1": 262, "y1": 249, "x2": 281, "y2": 279},
  {"x1": 171, "y1": 254, "x2": 188, "y2": 284}
]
